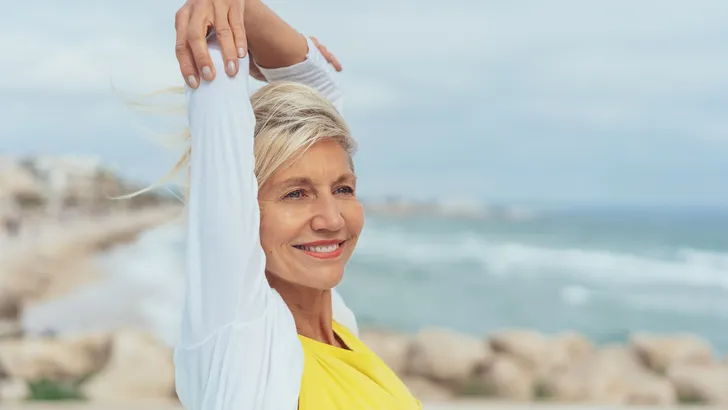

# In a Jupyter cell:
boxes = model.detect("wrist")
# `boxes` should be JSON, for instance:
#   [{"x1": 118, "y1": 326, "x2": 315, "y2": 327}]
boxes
[{"x1": 241, "y1": 0, "x2": 308, "y2": 68}]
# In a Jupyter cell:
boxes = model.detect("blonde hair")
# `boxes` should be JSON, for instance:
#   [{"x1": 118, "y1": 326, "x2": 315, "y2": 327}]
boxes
[
  {"x1": 136, "y1": 81, "x2": 355, "y2": 200},
  {"x1": 250, "y1": 82, "x2": 355, "y2": 187}
]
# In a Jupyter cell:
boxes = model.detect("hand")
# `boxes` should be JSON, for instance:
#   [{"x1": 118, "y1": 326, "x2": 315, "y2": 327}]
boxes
[
  {"x1": 247, "y1": 36, "x2": 342, "y2": 82},
  {"x1": 309, "y1": 37, "x2": 342, "y2": 72},
  {"x1": 175, "y1": 0, "x2": 247, "y2": 88}
]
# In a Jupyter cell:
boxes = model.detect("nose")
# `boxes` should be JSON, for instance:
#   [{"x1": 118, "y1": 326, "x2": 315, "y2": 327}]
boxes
[{"x1": 310, "y1": 194, "x2": 345, "y2": 232}]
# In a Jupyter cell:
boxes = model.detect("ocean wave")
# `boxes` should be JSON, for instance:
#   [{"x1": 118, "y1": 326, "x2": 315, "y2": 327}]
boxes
[
  {"x1": 21, "y1": 219, "x2": 728, "y2": 346},
  {"x1": 624, "y1": 291, "x2": 728, "y2": 318},
  {"x1": 355, "y1": 225, "x2": 728, "y2": 289},
  {"x1": 22, "y1": 223, "x2": 185, "y2": 346}
]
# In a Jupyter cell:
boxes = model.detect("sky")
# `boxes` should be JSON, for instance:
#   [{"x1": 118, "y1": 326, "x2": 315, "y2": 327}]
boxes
[{"x1": 2, "y1": 0, "x2": 727, "y2": 206}]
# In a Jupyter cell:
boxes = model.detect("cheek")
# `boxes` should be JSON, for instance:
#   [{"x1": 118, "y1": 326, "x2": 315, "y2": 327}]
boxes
[
  {"x1": 258, "y1": 203, "x2": 312, "y2": 248},
  {"x1": 258, "y1": 205, "x2": 276, "y2": 253},
  {"x1": 343, "y1": 201, "x2": 365, "y2": 236}
]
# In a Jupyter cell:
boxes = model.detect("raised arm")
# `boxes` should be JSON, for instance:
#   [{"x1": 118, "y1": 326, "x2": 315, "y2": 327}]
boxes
[
  {"x1": 181, "y1": 35, "x2": 267, "y2": 348},
  {"x1": 175, "y1": 36, "x2": 303, "y2": 410},
  {"x1": 244, "y1": 0, "x2": 343, "y2": 111}
]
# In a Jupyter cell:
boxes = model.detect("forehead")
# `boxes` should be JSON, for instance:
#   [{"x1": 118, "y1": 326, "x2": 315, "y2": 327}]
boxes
[{"x1": 270, "y1": 140, "x2": 352, "y2": 184}]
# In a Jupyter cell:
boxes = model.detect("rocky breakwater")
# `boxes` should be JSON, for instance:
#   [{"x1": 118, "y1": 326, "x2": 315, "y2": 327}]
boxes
[
  {"x1": 2, "y1": 326, "x2": 727, "y2": 405},
  {"x1": 0, "y1": 329, "x2": 176, "y2": 402},
  {"x1": 363, "y1": 327, "x2": 728, "y2": 406}
]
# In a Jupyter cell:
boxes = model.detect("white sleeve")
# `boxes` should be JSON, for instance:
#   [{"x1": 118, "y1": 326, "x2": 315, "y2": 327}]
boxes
[
  {"x1": 257, "y1": 37, "x2": 343, "y2": 113},
  {"x1": 174, "y1": 36, "x2": 303, "y2": 410}
]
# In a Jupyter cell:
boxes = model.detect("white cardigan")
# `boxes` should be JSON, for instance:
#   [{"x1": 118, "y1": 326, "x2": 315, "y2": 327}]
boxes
[{"x1": 174, "y1": 36, "x2": 358, "y2": 410}]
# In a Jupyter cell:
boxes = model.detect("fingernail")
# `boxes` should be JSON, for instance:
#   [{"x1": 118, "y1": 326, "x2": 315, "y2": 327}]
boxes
[
  {"x1": 201, "y1": 66, "x2": 213, "y2": 81},
  {"x1": 238, "y1": 47, "x2": 246, "y2": 58},
  {"x1": 226, "y1": 60, "x2": 236, "y2": 76},
  {"x1": 187, "y1": 75, "x2": 198, "y2": 88}
]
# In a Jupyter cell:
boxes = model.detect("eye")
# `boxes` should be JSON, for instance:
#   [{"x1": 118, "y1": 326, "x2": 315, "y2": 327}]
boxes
[
  {"x1": 334, "y1": 185, "x2": 355, "y2": 195},
  {"x1": 283, "y1": 189, "x2": 307, "y2": 200}
]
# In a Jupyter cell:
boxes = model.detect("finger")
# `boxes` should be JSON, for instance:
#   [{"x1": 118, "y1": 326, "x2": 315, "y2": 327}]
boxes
[
  {"x1": 328, "y1": 53, "x2": 343, "y2": 72},
  {"x1": 188, "y1": 7, "x2": 215, "y2": 82},
  {"x1": 175, "y1": 7, "x2": 199, "y2": 88},
  {"x1": 213, "y1": 3, "x2": 238, "y2": 76},
  {"x1": 318, "y1": 44, "x2": 343, "y2": 72},
  {"x1": 317, "y1": 45, "x2": 333, "y2": 62},
  {"x1": 309, "y1": 37, "x2": 342, "y2": 72},
  {"x1": 178, "y1": 44, "x2": 201, "y2": 87},
  {"x1": 229, "y1": 4, "x2": 247, "y2": 58}
]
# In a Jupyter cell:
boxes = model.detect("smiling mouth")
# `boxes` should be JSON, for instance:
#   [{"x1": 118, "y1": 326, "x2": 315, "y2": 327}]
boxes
[{"x1": 293, "y1": 241, "x2": 346, "y2": 259}]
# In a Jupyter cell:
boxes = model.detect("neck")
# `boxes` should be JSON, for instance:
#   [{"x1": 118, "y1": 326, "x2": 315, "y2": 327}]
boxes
[{"x1": 267, "y1": 273, "x2": 338, "y2": 346}]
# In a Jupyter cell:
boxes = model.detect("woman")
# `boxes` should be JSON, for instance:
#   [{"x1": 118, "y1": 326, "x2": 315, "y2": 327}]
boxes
[{"x1": 169, "y1": 0, "x2": 422, "y2": 408}]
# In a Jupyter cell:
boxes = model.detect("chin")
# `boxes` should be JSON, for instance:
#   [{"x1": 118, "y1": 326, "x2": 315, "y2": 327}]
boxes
[{"x1": 304, "y1": 266, "x2": 345, "y2": 290}]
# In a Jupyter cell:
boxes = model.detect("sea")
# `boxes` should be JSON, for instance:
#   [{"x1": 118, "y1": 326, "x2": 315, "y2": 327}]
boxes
[{"x1": 22, "y1": 205, "x2": 728, "y2": 354}]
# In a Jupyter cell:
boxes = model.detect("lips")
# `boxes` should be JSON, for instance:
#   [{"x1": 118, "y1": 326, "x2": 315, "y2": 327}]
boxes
[{"x1": 293, "y1": 240, "x2": 346, "y2": 259}]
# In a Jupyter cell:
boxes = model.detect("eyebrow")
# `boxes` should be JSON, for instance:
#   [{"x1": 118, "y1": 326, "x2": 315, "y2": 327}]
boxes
[{"x1": 278, "y1": 173, "x2": 357, "y2": 190}]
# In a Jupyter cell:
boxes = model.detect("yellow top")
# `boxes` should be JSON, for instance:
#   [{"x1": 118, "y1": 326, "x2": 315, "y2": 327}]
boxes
[{"x1": 298, "y1": 321, "x2": 422, "y2": 409}]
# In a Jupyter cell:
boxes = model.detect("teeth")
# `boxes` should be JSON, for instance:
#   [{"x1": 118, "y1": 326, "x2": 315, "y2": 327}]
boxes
[{"x1": 301, "y1": 244, "x2": 339, "y2": 253}]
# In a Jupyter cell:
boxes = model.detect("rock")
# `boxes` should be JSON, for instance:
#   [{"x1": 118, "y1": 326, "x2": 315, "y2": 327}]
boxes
[
  {"x1": 474, "y1": 354, "x2": 534, "y2": 400},
  {"x1": 0, "y1": 321, "x2": 22, "y2": 339},
  {"x1": 541, "y1": 345, "x2": 675, "y2": 405},
  {"x1": 401, "y1": 376, "x2": 454, "y2": 401},
  {"x1": 82, "y1": 329, "x2": 174, "y2": 401},
  {"x1": 667, "y1": 364, "x2": 728, "y2": 405},
  {"x1": 0, "y1": 159, "x2": 42, "y2": 204},
  {"x1": 543, "y1": 331, "x2": 595, "y2": 375},
  {"x1": 485, "y1": 330, "x2": 596, "y2": 391},
  {"x1": 360, "y1": 329, "x2": 411, "y2": 375},
  {"x1": 521, "y1": 332, "x2": 597, "y2": 384},
  {"x1": 630, "y1": 333, "x2": 715, "y2": 374},
  {"x1": 489, "y1": 329, "x2": 549, "y2": 371},
  {"x1": 407, "y1": 327, "x2": 492, "y2": 389},
  {"x1": 0, "y1": 378, "x2": 29, "y2": 401},
  {"x1": 624, "y1": 371, "x2": 677, "y2": 405},
  {"x1": 0, "y1": 289, "x2": 21, "y2": 321},
  {"x1": 0, "y1": 332, "x2": 111, "y2": 381}
]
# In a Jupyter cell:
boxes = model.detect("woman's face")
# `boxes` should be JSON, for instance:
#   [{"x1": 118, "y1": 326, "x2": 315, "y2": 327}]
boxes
[{"x1": 258, "y1": 140, "x2": 364, "y2": 290}]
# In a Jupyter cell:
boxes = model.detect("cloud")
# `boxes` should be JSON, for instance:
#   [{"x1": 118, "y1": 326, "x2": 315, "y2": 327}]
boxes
[{"x1": 3, "y1": 0, "x2": 728, "y2": 205}]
